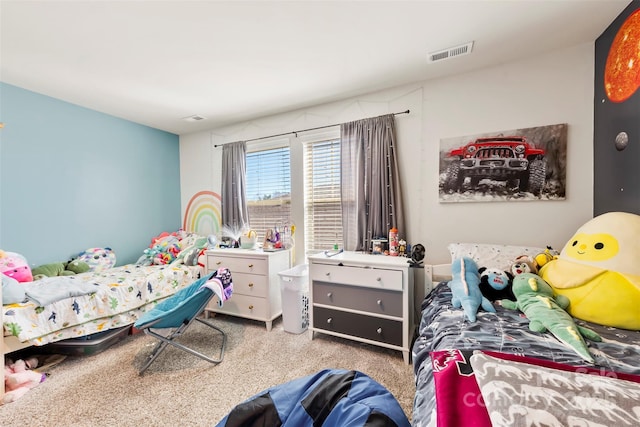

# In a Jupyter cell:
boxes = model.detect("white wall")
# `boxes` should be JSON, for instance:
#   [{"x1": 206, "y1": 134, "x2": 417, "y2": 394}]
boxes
[{"x1": 180, "y1": 43, "x2": 595, "y2": 265}]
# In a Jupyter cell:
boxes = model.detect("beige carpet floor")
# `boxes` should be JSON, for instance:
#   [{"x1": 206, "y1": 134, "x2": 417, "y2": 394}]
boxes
[{"x1": 1, "y1": 315, "x2": 416, "y2": 426}]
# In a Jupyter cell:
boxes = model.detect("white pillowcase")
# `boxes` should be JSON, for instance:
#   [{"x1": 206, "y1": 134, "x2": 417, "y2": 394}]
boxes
[{"x1": 448, "y1": 242, "x2": 546, "y2": 271}]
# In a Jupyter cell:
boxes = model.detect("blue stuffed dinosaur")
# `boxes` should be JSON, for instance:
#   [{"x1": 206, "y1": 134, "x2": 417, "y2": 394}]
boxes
[{"x1": 448, "y1": 257, "x2": 496, "y2": 322}]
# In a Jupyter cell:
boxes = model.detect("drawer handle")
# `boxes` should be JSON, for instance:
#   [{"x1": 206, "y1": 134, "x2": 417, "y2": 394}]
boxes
[
  {"x1": 325, "y1": 272, "x2": 331, "y2": 277},
  {"x1": 376, "y1": 327, "x2": 383, "y2": 334},
  {"x1": 216, "y1": 261, "x2": 222, "y2": 266},
  {"x1": 248, "y1": 283, "x2": 254, "y2": 288},
  {"x1": 249, "y1": 305, "x2": 254, "y2": 310},
  {"x1": 327, "y1": 292, "x2": 332, "y2": 298},
  {"x1": 376, "y1": 277, "x2": 382, "y2": 282},
  {"x1": 248, "y1": 263, "x2": 254, "y2": 268},
  {"x1": 327, "y1": 318, "x2": 332, "y2": 324},
  {"x1": 377, "y1": 299, "x2": 382, "y2": 305}
]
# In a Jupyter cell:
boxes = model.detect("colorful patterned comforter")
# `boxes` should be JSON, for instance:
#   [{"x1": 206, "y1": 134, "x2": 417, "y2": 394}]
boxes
[
  {"x1": 411, "y1": 282, "x2": 640, "y2": 427},
  {"x1": 2, "y1": 264, "x2": 201, "y2": 346}
]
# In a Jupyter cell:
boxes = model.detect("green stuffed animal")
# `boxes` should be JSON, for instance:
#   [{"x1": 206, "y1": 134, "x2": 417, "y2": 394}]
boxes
[
  {"x1": 501, "y1": 272, "x2": 601, "y2": 363},
  {"x1": 32, "y1": 260, "x2": 90, "y2": 281}
]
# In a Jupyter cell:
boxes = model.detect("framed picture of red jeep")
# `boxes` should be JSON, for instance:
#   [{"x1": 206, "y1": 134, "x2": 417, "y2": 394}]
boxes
[{"x1": 439, "y1": 123, "x2": 567, "y2": 203}]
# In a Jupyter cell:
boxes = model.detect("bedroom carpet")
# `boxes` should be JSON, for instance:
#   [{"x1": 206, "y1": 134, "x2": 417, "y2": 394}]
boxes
[{"x1": 0, "y1": 314, "x2": 415, "y2": 426}]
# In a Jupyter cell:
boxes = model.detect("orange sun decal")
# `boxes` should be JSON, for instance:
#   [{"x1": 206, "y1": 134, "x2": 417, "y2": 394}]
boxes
[{"x1": 604, "y1": 8, "x2": 640, "y2": 103}]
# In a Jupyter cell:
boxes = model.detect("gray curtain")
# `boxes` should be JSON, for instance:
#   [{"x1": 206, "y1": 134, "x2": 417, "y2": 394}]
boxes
[
  {"x1": 340, "y1": 114, "x2": 405, "y2": 251},
  {"x1": 221, "y1": 141, "x2": 248, "y2": 230}
]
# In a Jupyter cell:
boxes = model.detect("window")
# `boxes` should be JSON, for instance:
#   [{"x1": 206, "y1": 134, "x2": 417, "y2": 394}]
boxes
[
  {"x1": 303, "y1": 137, "x2": 343, "y2": 253},
  {"x1": 245, "y1": 144, "x2": 291, "y2": 244}
]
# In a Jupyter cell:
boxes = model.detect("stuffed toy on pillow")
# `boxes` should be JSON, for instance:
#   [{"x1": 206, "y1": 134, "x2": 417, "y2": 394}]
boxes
[
  {"x1": 501, "y1": 273, "x2": 601, "y2": 363},
  {"x1": 448, "y1": 257, "x2": 496, "y2": 322},
  {"x1": 478, "y1": 267, "x2": 515, "y2": 301},
  {"x1": 0, "y1": 250, "x2": 33, "y2": 282},
  {"x1": 510, "y1": 255, "x2": 538, "y2": 276},
  {"x1": 540, "y1": 211, "x2": 640, "y2": 330},
  {"x1": 31, "y1": 260, "x2": 90, "y2": 281}
]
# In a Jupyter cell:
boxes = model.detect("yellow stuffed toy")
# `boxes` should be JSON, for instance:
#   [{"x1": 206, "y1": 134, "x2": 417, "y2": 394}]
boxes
[{"x1": 539, "y1": 211, "x2": 640, "y2": 330}]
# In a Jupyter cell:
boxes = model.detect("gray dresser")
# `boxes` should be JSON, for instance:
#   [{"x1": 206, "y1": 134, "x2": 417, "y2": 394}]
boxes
[{"x1": 308, "y1": 251, "x2": 414, "y2": 363}]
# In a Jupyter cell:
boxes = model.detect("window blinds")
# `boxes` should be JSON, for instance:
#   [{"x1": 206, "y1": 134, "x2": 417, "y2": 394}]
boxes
[
  {"x1": 303, "y1": 138, "x2": 343, "y2": 253},
  {"x1": 246, "y1": 146, "x2": 291, "y2": 243}
]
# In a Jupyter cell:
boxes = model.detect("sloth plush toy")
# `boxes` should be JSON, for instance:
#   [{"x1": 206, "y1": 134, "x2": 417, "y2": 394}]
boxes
[{"x1": 478, "y1": 267, "x2": 515, "y2": 301}]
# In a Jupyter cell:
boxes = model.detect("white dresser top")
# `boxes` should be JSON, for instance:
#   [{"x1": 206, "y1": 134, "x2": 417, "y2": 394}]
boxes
[
  {"x1": 206, "y1": 248, "x2": 289, "y2": 256},
  {"x1": 308, "y1": 250, "x2": 411, "y2": 269}
]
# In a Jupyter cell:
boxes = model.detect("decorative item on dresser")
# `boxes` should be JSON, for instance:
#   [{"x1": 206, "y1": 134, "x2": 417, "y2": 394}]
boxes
[
  {"x1": 308, "y1": 251, "x2": 415, "y2": 364},
  {"x1": 204, "y1": 248, "x2": 290, "y2": 331}
]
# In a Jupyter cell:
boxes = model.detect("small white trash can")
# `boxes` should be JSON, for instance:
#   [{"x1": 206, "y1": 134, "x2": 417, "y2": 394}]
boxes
[{"x1": 278, "y1": 264, "x2": 309, "y2": 334}]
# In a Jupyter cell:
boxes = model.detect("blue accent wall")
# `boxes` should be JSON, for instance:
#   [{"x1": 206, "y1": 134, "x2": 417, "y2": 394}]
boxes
[{"x1": 0, "y1": 83, "x2": 182, "y2": 267}]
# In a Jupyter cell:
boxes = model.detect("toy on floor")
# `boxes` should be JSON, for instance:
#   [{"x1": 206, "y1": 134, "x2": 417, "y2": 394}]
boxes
[
  {"x1": 500, "y1": 272, "x2": 601, "y2": 363},
  {"x1": 3, "y1": 358, "x2": 47, "y2": 404},
  {"x1": 448, "y1": 257, "x2": 496, "y2": 322},
  {"x1": 478, "y1": 267, "x2": 515, "y2": 301}
]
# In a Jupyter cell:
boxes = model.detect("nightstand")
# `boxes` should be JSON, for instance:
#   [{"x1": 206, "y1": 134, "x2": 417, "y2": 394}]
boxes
[
  {"x1": 204, "y1": 248, "x2": 290, "y2": 331},
  {"x1": 308, "y1": 251, "x2": 414, "y2": 364}
]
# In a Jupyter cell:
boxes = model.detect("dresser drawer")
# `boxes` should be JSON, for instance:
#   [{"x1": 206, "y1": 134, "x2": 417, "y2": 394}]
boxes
[
  {"x1": 310, "y1": 264, "x2": 402, "y2": 291},
  {"x1": 231, "y1": 272, "x2": 269, "y2": 298},
  {"x1": 209, "y1": 293, "x2": 269, "y2": 319},
  {"x1": 207, "y1": 255, "x2": 268, "y2": 275},
  {"x1": 312, "y1": 282, "x2": 402, "y2": 317},
  {"x1": 313, "y1": 306, "x2": 402, "y2": 346}
]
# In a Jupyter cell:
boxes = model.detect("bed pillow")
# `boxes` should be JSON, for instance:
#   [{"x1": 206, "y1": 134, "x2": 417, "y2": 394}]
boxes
[
  {"x1": 448, "y1": 243, "x2": 545, "y2": 271},
  {"x1": 74, "y1": 247, "x2": 116, "y2": 272}
]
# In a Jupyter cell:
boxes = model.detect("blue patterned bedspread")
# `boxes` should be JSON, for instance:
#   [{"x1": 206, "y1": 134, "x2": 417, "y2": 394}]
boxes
[{"x1": 411, "y1": 281, "x2": 640, "y2": 427}]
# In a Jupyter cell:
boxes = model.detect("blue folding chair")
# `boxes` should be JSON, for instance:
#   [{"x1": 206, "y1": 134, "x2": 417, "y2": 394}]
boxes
[{"x1": 134, "y1": 268, "x2": 233, "y2": 375}]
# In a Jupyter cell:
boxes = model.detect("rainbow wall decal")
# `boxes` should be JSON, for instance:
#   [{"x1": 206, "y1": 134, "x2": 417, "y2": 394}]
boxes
[{"x1": 183, "y1": 190, "x2": 222, "y2": 236}]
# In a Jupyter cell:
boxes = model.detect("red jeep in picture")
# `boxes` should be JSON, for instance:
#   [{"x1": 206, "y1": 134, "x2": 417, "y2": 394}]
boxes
[{"x1": 442, "y1": 136, "x2": 546, "y2": 195}]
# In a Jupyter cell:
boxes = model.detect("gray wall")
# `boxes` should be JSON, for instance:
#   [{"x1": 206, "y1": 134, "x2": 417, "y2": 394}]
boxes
[
  {"x1": 0, "y1": 83, "x2": 182, "y2": 267},
  {"x1": 181, "y1": 43, "x2": 596, "y2": 265}
]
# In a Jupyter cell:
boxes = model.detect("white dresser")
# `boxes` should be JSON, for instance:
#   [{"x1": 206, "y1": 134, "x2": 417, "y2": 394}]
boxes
[
  {"x1": 308, "y1": 251, "x2": 414, "y2": 364},
  {"x1": 204, "y1": 249, "x2": 290, "y2": 331}
]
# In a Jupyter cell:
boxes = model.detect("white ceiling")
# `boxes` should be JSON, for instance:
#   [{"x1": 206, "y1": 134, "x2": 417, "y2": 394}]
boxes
[{"x1": 0, "y1": 0, "x2": 630, "y2": 135}]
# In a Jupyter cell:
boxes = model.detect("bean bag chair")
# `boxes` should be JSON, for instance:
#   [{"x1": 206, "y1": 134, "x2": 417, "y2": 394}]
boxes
[{"x1": 216, "y1": 369, "x2": 410, "y2": 427}]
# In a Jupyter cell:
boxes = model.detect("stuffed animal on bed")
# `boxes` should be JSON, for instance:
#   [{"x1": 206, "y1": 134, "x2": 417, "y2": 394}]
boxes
[
  {"x1": 510, "y1": 255, "x2": 538, "y2": 276},
  {"x1": 448, "y1": 257, "x2": 496, "y2": 322},
  {"x1": 533, "y1": 246, "x2": 559, "y2": 270},
  {"x1": 540, "y1": 211, "x2": 640, "y2": 330},
  {"x1": 501, "y1": 272, "x2": 601, "y2": 363},
  {"x1": 0, "y1": 250, "x2": 33, "y2": 282},
  {"x1": 478, "y1": 267, "x2": 515, "y2": 301},
  {"x1": 31, "y1": 260, "x2": 90, "y2": 281}
]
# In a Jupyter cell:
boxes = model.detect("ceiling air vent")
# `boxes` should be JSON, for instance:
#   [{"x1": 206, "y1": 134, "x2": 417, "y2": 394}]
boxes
[
  {"x1": 428, "y1": 41, "x2": 474, "y2": 63},
  {"x1": 183, "y1": 115, "x2": 206, "y2": 122}
]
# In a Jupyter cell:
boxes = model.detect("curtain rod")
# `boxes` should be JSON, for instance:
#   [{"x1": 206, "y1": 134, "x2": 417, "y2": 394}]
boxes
[{"x1": 213, "y1": 109, "x2": 410, "y2": 147}]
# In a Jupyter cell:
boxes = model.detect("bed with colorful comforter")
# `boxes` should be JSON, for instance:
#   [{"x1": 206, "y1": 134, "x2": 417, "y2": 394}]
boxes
[
  {"x1": 412, "y1": 213, "x2": 640, "y2": 427},
  {"x1": 411, "y1": 282, "x2": 640, "y2": 427},
  {"x1": 2, "y1": 263, "x2": 201, "y2": 347}
]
